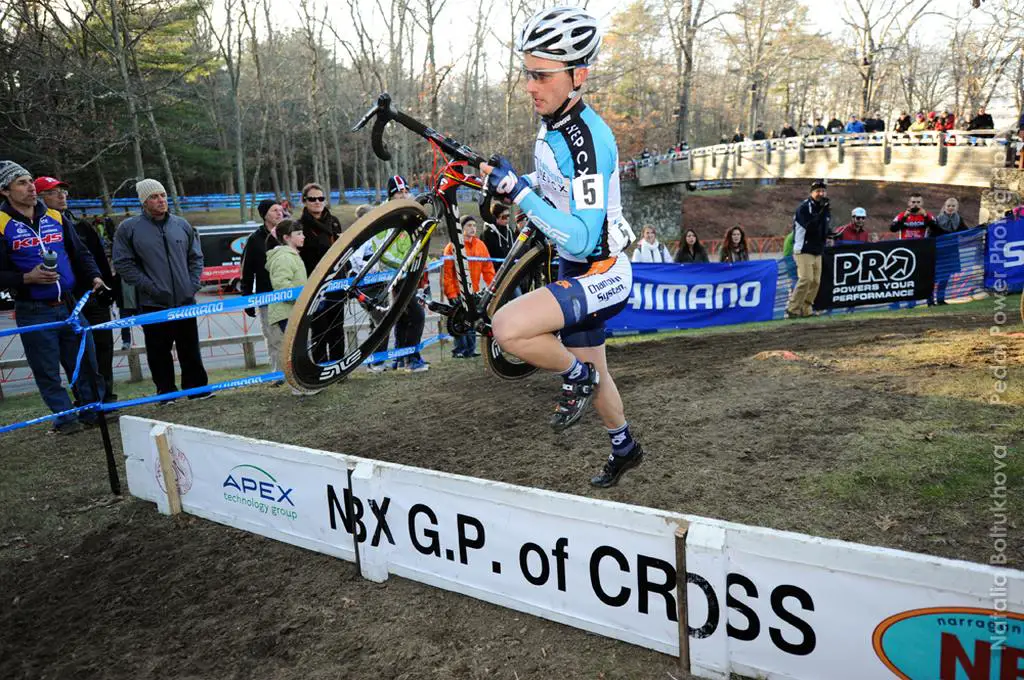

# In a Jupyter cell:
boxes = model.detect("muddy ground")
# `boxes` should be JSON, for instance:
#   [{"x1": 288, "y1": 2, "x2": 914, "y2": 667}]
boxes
[{"x1": 1, "y1": 309, "x2": 1021, "y2": 680}]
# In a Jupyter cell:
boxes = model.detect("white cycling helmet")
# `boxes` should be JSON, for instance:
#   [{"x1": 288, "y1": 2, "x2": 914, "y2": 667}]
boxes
[{"x1": 518, "y1": 6, "x2": 602, "y2": 66}]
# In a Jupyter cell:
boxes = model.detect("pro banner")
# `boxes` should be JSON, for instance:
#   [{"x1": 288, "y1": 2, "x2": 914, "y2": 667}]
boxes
[
  {"x1": 985, "y1": 217, "x2": 1024, "y2": 293},
  {"x1": 814, "y1": 238, "x2": 936, "y2": 309},
  {"x1": 607, "y1": 261, "x2": 778, "y2": 332}
]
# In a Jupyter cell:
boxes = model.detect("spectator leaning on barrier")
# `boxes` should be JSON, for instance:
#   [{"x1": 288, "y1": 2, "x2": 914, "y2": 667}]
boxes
[
  {"x1": 844, "y1": 115, "x2": 866, "y2": 134},
  {"x1": 632, "y1": 225, "x2": 673, "y2": 263},
  {"x1": 834, "y1": 207, "x2": 871, "y2": 244},
  {"x1": 930, "y1": 197, "x2": 970, "y2": 306},
  {"x1": 0, "y1": 161, "x2": 107, "y2": 433},
  {"x1": 812, "y1": 119, "x2": 826, "y2": 136},
  {"x1": 36, "y1": 176, "x2": 118, "y2": 403},
  {"x1": 827, "y1": 116, "x2": 844, "y2": 134},
  {"x1": 785, "y1": 180, "x2": 832, "y2": 319},
  {"x1": 731, "y1": 128, "x2": 745, "y2": 143},
  {"x1": 718, "y1": 226, "x2": 750, "y2": 263},
  {"x1": 444, "y1": 215, "x2": 495, "y2": 359},
  {"x1": 780, "y1": 123, "x2": 798, "y2": 138},
  {"x1": 674, "y1": 229, "x2": 709, "y2": 264},
  {"x1": 909, "y1": 112, "x2": 928, "y2": 132},
  {"x1": 241, "y1": 199, "x2": 284, "y2": 374},
  {"x1": 895, "y1": 111, "x2": 912, "y2": 133},
  {"x1": 798, "y1": 121, "x2": 813, "y2": 137},
  {"x1": 752, "y1": 124, "x2": 766, "y2": 141},
  {"x1": 112, "y1": 178, "x2": 210, "y2": 402},
  {"x1": 890, "y1": 192, "x2": 936, "y2": 240},
  {"x1": 967, "y1": 107, "x2": 994, "y2": 136}
]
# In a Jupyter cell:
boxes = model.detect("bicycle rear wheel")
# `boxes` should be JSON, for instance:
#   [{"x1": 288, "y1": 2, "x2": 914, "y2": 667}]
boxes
[
  {"x1": 482, "y1": 243, "x2": 555, "y2": 380},
  {"x1": 282, "y1": 199, "x2": 430, "y2": 392}
]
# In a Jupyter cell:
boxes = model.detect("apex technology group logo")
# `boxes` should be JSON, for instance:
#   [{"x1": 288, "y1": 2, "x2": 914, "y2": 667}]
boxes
[{"x1": 222, "y1": 464, "x2": 298, "y2": 521}]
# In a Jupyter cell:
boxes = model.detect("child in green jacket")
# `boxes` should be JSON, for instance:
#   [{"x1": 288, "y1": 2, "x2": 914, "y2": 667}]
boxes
[{"x1": 265, "y1": 220, "x2": 307, "y2": 331}]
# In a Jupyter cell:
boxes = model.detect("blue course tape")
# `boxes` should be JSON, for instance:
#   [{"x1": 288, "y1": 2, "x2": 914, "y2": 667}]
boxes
[
  {"x1": 0, "y1": 402, "x2": 98, "y2": 435},
  {"x1": 362, "y1": 333, "x2": 448, "y2": 365},
  {"x1": 0, "y1": 319, "x2": 68, "y2": 339},
  {"x1": 97, "y1": 370, "x2": 287, "y2": 410}
]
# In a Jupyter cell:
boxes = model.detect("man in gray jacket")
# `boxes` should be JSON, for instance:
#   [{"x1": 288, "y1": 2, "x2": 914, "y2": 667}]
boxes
[{"x1": 112, "y1": 179, "x2": 210, "y2": 400}]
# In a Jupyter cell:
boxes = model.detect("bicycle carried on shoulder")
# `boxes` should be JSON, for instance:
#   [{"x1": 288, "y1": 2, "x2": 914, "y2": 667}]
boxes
[{"x1": 282, "y1": 93, "x2": 555, "y2": 392}]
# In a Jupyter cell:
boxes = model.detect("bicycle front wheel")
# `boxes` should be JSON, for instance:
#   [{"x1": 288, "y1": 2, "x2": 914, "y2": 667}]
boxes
[
  {"x1": 282, "y1": 199, "x2": 430, "y2": 392},
  {"x1": 482, "y1": 243, "x2": 555, "y2": 381}
]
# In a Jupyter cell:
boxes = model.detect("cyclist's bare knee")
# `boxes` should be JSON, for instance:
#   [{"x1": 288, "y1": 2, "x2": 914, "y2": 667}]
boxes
[{"x1": 492, "y1": 289, "x2": 563, "y2": 348}]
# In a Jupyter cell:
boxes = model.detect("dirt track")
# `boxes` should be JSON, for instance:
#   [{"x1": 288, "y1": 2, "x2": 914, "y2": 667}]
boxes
[{"x1": 1, "y1": 310, "x2": 1020, "y2": 680}]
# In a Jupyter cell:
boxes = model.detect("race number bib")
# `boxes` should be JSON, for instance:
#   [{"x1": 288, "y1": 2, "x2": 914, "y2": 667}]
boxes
[{"x1": 571, "y1": 174, "x2": 605, "y2": 209}]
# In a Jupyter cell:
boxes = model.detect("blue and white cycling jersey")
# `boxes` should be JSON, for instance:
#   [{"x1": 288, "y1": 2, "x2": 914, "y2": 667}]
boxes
[{"x1": 516, "y1": 100, "x2": 635, "y2": 264}]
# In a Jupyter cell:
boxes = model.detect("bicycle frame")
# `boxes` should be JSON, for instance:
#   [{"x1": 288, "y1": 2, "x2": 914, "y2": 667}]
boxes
[{"x1": 353, "y1": 92, "x2": 547, "y2": 336}]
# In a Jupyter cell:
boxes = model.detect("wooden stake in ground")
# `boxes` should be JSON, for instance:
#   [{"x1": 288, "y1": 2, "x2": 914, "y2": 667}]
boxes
[
  {"x1": 154, "y1": 427, "x2": 182, "y2": 515},
  {"x1": 675, "y1": 522, "x2": 690, "y2": 673}
]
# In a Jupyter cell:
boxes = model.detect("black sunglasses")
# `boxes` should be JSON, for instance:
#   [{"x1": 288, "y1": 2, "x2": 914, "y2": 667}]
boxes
[{"x1": 304, "y1": 196, "x2": 326, "y2": 203}]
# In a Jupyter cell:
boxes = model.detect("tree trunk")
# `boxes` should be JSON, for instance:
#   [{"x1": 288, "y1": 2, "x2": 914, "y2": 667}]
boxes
[
  {"x1": 96, "y1": 166, "x2": 112, "y2": 215},
  {"x1": 108, "y1": 0, "x2": 144, "y2": 180}
]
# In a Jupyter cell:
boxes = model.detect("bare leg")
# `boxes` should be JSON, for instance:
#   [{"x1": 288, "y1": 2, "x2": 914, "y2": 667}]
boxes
[{"x1": 491, "y1": 287, "x2": 575, "y2": 373}]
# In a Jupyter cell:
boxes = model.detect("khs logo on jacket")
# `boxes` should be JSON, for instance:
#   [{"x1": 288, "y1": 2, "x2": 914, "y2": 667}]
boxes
[{"x1": 11, "y1": 232, "x2": 63, "y2": 250}]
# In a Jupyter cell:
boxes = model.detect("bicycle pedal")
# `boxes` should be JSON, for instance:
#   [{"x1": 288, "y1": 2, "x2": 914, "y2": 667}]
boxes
[{"x1": 427, "y1": 300, "x2": 455, "y2": 316}]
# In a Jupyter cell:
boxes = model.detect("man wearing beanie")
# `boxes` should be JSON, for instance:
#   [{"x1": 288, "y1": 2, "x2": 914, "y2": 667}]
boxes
[
  {"x1": 240, "y1": 198, "x2": 284, "y2": 374},
  {"x1": 113, "y1": 178, "x2": 210, "y2": 401},
  {"x1": 0, "y1": 161, "x2": 108, "y2": 433},
  {"x1": 785, "y1": 179, "x2": 833, "y2": 318}
]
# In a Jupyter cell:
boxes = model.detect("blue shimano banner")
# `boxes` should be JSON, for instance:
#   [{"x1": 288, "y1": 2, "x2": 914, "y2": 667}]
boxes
[
  {"x1": 985, "y1": 216, "x2": 1024, "y2": 293},
  {"x1": 607, "y1": 261, "x2": 778, "y2": 332}
]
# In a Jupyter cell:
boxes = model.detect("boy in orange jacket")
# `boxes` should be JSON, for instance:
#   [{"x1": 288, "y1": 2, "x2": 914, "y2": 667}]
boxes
[{"x1": 443, "y1": 215, "x2": 496, "y2": 358}]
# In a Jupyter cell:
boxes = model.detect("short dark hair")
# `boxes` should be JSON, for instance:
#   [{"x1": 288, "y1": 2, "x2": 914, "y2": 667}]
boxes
[{"x1": 909, "y1": 191, "x2": 923, "y2": 198}]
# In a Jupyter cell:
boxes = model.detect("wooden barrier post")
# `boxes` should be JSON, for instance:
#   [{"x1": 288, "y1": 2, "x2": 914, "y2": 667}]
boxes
[
  {"x1": 127, "y1": 348, "x2": 143, "y2": 382},
  {"x1": 675, "y1": 522, "x2": 691, "y2": 673},
  {"x1": 242, "y1": 338, "x2": 257, "y2": 369},
  {"x1": 154, "y1": 426, "x2": 182, "y2": 515}
]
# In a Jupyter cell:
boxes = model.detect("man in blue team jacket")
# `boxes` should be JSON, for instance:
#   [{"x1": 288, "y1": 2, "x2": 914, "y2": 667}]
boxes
[{"x1": 0, "y1": 161, "x2": 107, "y2": 434}]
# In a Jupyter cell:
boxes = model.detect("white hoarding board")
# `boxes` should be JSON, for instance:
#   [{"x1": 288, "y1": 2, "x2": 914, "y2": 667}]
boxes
[
  {"x1": 121, "y1": 416, "x2": 356, "y2": 562},
  {"x1": 121, "y1": 417, "x2": 1024, "y2": 680}
]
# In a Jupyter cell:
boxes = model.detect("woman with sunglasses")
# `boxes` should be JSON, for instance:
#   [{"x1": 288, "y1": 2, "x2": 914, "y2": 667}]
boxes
[
  {"x1": 481, "y1": 6, "x2": 644, "y2": 489},
  {"x1": 298, "y1": 182, "x2": 345, "y2": 362}
]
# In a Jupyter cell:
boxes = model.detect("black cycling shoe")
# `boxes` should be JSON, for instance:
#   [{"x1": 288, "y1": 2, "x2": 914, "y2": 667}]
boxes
[
  {"x1": 590, "y1": 444, "x2": 645, "y2": 488},
  {"x1": 549, "y1": 363, "x2": 599, "y2": 431}
]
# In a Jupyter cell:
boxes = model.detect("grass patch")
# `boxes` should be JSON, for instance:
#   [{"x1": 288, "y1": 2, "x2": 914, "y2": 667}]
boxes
[
  {"x1": 608, "y1": 293, "x2": 1018, "y2": 346},
  {"x1": 804, "y1": 414, "x2": 1024, "y2": 510}
]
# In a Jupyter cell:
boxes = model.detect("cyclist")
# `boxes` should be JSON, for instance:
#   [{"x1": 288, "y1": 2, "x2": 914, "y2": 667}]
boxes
[{"x1": 482, "y1": 6, "x2": 644, "y2": 488}]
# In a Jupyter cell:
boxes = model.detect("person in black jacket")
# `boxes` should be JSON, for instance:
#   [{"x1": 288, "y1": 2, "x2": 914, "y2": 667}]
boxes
[
  {"x1": 298, "y1": 182, "x2": 345, "y2": 363},
  {"x1": 482, "y1": 202, "x2": 515, "y2": 263},
  {"x1": 785, "y1": 180, "x2": 833, "y2": 318},
  {"x1": 674, "y1": 229, "x2": 709, "y2": 263},
  {"x1": 35, "y1": 176, "x2": 119, "y2": 402},
  {"x1": 241, "y1": 199, "x2": 284, "y2": 373}
]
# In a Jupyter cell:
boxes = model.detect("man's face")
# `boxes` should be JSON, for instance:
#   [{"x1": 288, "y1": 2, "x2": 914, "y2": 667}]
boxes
[
  {"x1": 264, "y1": 203, "x2": 284, "y2": 229},
  {"x1": 1, "y1": 175, "x2": 35, "y2": 207},
  {"x1": 907, "y1": 196, "x2": 923, "y2": 211},
  {"x1": 463, "y1": 221, "x2": 477, "y2": 239},
  {"x1": 495, "y1": 211, "x2": 510, "y2": 228},
  {"x1": 391, "y1": 188, "x2": 411, "y2": 201},
  {"x1": 40, "y1": 186, "x2": 68, "y2": 211},
  {"x1": 811, "y1": 188, "x2": 827, "y2": 202},
  {"x1": 523, "y1": 53, "x2": 585, "y2": 117},
  {"x1": 144, "y1": 192, "x2": 169, "y2": 217},
  {"x1": 853, "y1": 214, "x2": 866, "y2": 229}
]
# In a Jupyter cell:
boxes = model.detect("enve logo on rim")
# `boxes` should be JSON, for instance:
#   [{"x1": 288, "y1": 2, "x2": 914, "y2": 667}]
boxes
[{"x1": 873, "y1": 606, "x2": 1024, "y2": 680}]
